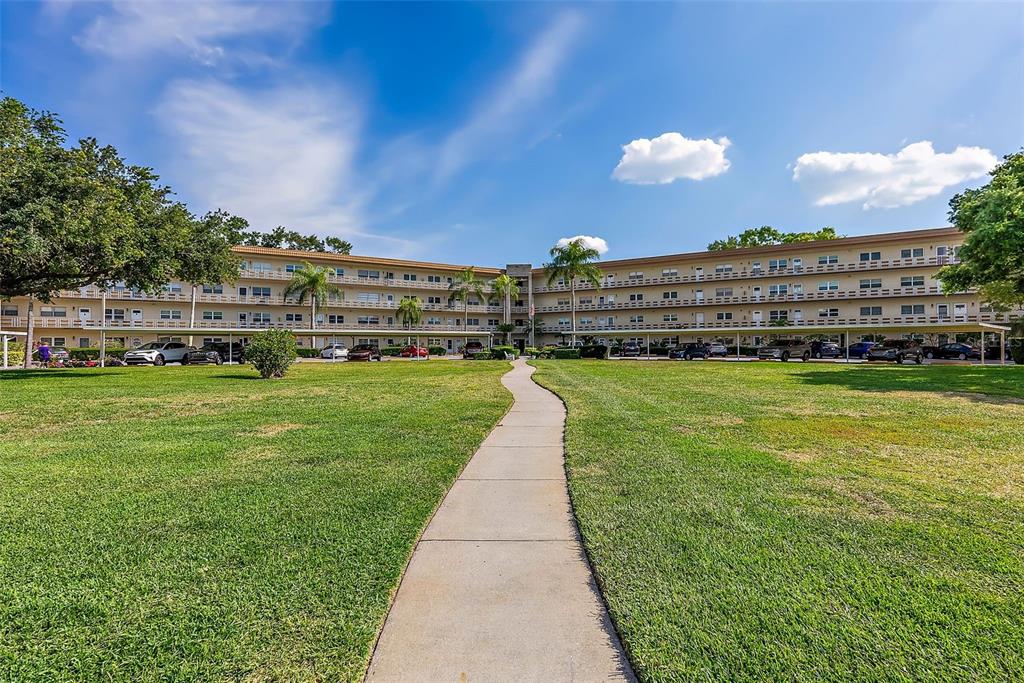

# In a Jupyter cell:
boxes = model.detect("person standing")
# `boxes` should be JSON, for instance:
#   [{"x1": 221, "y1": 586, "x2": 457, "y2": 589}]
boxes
[{"x1": 37, "y1": 341, "x2": 51, "y2": 366}]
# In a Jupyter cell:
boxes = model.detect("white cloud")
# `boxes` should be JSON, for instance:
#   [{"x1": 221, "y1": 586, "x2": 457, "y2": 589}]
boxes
[
  {"x1": 435, "y1": 11, "x2": 585, "y2": 181},
  {"x1": 74, "y1": 1, "x2": 325, "y2": 64},
  {"x1": 556, "y1": 235, "x2": 609, "y2": 255},
  {"x1": 792, "y1": 141, "x2": 997, "y2": 209},
  {"x1": 612, "y1": 132, "x2": 731, "y2": 185}
]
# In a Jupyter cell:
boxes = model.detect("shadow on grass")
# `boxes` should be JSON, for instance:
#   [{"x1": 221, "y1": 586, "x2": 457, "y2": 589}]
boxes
[
  {"x1": 209, "y1": 373, "x2": 262, "y2": 380},
  {"x1": 795, "y1": 366, "x2": 1024, "y2": 404},
  {"x1": 0, "y1": 370, "x2": 123, "y2": 381}
]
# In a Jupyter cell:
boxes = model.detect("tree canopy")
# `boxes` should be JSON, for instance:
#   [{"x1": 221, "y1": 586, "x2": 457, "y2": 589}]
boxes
[
  {"x1": 235, "y1": 225, "x2": 353, "y2": 254},
  {"x1": 937, "y1": 151, "x2": 1024, "y2": 311},
  {"x1": 0, "y1": 97, "x2": 242, "y2": 301},
  {"x1": 707, "y1": 226, "x2": 842, "y2": 251}
]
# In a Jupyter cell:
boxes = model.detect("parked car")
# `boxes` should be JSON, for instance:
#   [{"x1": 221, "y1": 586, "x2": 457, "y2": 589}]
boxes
[
  {"x1": 400, "y1": 345, "x2": 429, "y2": 358},
  {"x1": 809, "y1": 340, "x2": 842, "y2": 359},
  {"x1": 124, "y1": 341, "x2": 194, "y2": 366},
  {"x1": 33, "y1": 346, "x2": 71, "y2": 363},
  {"x1": 866, "y1": 339, "x2": 924, "y2": 364},
  {"x1": 922, "y1": 342, "x2": 980, "y2": 361},
  {"x1": 462, "y1": 341, "x2": 488, "y2": 359},
  {"x1": 320, "y1": 343, "x2": 349, "y2": 360},
  {"x1": 984, "y1": 344, "x2": 1012, "y2": 361},
  {"x1": 186, "y1": 342, "x2": 245, "y2": 365},
  {"x1": 348, "y1": 344, "x2": 382, "y2": 362},
  {"x1": 845, "y1": 341, "x2": 876, "y2": 359},
  {"x1": 620, "y1": 341, "x2": 642, "y2": 357},
  {"x1": 669, "y1": 343, "x2": 709, "y2": 360},
  {"x1": 757, "y1": 339, "x2": 813, "y2": 361},
  {"x1": 705, "y1": 342, "x2": 729, "y2": 357}
]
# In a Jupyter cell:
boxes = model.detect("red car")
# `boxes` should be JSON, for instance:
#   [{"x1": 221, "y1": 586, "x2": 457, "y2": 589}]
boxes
[{"x1": 399, "y1": 345, "x2": 429, "y2": 358}]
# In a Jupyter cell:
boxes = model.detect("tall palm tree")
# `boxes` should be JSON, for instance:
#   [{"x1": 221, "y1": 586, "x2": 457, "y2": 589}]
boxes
[
  {"x1": 397, "y1": 296, "x2": 422, "y2": 344},
  {"x1": 544, "y1": 239, "x2": 603, "y2": 346},
  {"x1": 283, "y1": 262, "x2": 341, "y2": 349},
  {"x1": 490, "y1": 273, "x2": 521, "y2": 344},
  {"x1": 448, "y1": 267, "x2": 485, "y2": 333}
]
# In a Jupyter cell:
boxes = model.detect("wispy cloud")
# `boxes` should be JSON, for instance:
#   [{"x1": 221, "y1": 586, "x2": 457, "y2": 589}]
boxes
[
  {"x1": 792, "y1": 141, "x2": 996, "y2": 209},
  {"x1": 74, "y1": 1, "x2": 326, "y2": 65},
  {"x1": 435, "y1": 11, "x2": 585, "y2": 182}
]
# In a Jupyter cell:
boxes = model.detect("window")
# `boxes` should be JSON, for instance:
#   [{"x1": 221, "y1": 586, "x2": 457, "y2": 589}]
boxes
[
  {"x1": 663, "y1": 291, "x2": 678, "y2": 299},
  {"x1": 251, "y1": 262, "x2": 273, "y2": 273},
  {"x1": 159, "y1": 309, "x2": 182, "y2": 320},
  {"x1": 334, "y1": 267, "x2": 345, "y2": 277},
  {"x1": 285, "y1": 313, "x2": 303, "y2": 322},
  {"x1": 662, "y1": 268, "x2": 678, "y2": 277},
  {"x1": 859, "y1": 251, "x2": 881, "y2": 262},
  {"x1": 357, "y1": 292, "x2": 380, "y2": 303},
  {"x1": 901, "y1": 304, "x2": 925, "y2": 315},
  {"x1": 202, "y1": 284, "x2": 224, "y2": 294},
  {"x1": 769, "y1": 310, "x2": 788, "y2": 321},
  {"x1": 751, "y1": 261, "x2": 762, "y2": 271},
  {"x1": 714, "y1": 264, "x2": 733, "y2": 274},
  {"x1": 40, "y1": 306, "x2": 67, "y2": 317},
  {"x1": 792, "y1": 258, "x2": 803, "y2": 268},
  {"x1": 41, "y1": 337, "x2": 66, "y2": 347},
  {"x1": 557, "y1": 298, "x2": 570, "y2": 306},
  {"x1": 427, "y1": 316, "x2": 441, "y2": 325},
  {"x1": 769, "y1": 284, "x2": 789, "y2": 295},
  {"x1": 358, "y1": 269, "x2": 380, "y2": 279},
  {"x1": 715, "y1": 287, "x2": 733, "y2": 297},
  {"x1": 792, "y1": 284, "x2": 804, "y2": 294},
  {"x1": 663, "y1": 313, "x2": 678, "y2": 322},
  {"x1": 357, "y1": 315, "x2": 380, "y2": 325},
  {"x1": 0, "y1": 304, "x2": 17, "y2": 316},
  {"x1": 579, "y1": 317, "x2": 593, "y2": 325},
  {"x1": 860, "y1": 306, "x2": 882, "y2": 316},
  {"x1": 818, "y1": 308, "x2": 839, "y2": 318},
  {"x1": 202, "y1": 311, "x2": 223, "y2": 321},
  {"x1": 251, "y1": 312, "x2": 271, "y2": 324},
  {"x1": 285, "y1": 264, "x2": 300, "y2": 273},
  {"x1": 859, "y1": 278, "x2": 882, "y2": 289},
  {"x1": 251, "y1": 286, "x2": 271, "y2": 297},
  {"x1": 488, "y1": 318, "x2": 499, "y2": 326},
  {"x1": 629, "y1": 315, "x2": 645, "y2": 323},
  {"x1": 603, "y1": 316, "x2": 615, "y2": 325},
  {"x1": 716, "y1": 312, "x2": 733, "y2": 320},
  {"x1": 901, "y1": 248, "x2": 925, "y2": 258},
  {"x1": 818, "y1": 281, "x2": 839, "y2": 291},
  {"x1": 558, "y1": 317, "x2": 570, "y2": 325},
  {"x1": 427, "y1": 296, "x2": 442, "y2": 304},
  {"x1": 403, "y1": 273, "x2": 417, "y2": 281},
  {"x1": 427, "y1": 274, "x2": 442, "y2": 283},
  {"x1": 163, "y1": 283, "x2": 183, "y2": 294},
  {"x1": 579, "y1": 297, "x2": 593, "y2": 305},
  {"x1": 818, "y1": 255, "x2": 839, "y2": 265},
  {"x1": 769, "y1": 258, "x2": 788, "y2": 270},
  {"x1": 629, "y1": 293, "x2": 644, "y2": 302},
  {"x1": 105, "y1": 308, "x2": 125, "y2": 321},
  {"x1": 900, "y1": 276, "x2": 925, "y2": 287},
  {"x1": 327, "y1": 314, "x2": 345, "y2": 324},
  {"x1": 466, "y1": 318, "x2": 480, "y2": 326},
  {"x1": 628, "y1": 271, "x2": 644, "y2": 280}
]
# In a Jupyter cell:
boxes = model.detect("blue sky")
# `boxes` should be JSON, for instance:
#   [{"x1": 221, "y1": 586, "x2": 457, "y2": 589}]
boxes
[{"x1": 2, "y1": 1, "x2": 1022, "y2": 265}]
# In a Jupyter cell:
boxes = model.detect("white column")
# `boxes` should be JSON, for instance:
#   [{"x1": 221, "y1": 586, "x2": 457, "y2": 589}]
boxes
[
  {"x1": 980, "y1": 331, "x2": 985, "y2": 367},
  {"x1": 3, "y1": 335, "x2": 8, "y2": 369}
]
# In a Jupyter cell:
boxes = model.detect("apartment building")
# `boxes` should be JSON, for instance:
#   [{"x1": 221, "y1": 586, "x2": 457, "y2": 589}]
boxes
[{"x1": 2, "y1": 227, "x2": 1020, "y2": 353}]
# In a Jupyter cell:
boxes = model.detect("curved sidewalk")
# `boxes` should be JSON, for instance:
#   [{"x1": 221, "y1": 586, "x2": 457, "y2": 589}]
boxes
[{"x1": 366, "y1": 358, "x2": 634, "y2": 682}]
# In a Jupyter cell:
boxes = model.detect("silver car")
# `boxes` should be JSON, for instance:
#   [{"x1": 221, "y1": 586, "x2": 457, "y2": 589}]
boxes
[
  {"x1": 756, "y1": 339, "x2": 814, "y2": 361},
  {"x1": 320, "y1": 343, "x2": 349, "y2": 360},
  {"x1": 124, "y1": 341, "x2": 194, "y2": 366}
]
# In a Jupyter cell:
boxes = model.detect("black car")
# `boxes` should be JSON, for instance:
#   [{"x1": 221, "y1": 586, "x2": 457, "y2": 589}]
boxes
[
  {"x1": 922, "y1": 342, "x2": 980, "y2": 361},
  {"x1": 809, "y1": 341, "x2": 842, "y2": 359},
  {"x1": 620, "y1": 341, "x2": 642, "y2": 357},
  {"x1": 669, "y1": 343, "x2": 708, "y2": 360},
  {"x1": 186, "y1": 342, "x2": 245, "y2": 365},
  {"x1": 349, "y1": 344, "x2": 382, "y2": 361},
  {"x1": 866, "y1": 339, "x2": 924, "y2": 364},
  {"x1": 705, "y1": 342, "x2": 729, "y2": 357}
]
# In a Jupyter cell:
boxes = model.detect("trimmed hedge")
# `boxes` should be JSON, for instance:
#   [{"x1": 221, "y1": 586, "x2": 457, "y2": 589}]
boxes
[
  {"x1": 380, "y1": 346, "x2": 404, "y2": 357},
  {"x1": 296, "y1": 348, "x2": 320, "y2": 358},
  {"x1": 490, "y1": 345, "x2": 520, "y2": 359},
  {"x1": 580, "y1": 344, "x2": 608, "y2": 359},
  {"x1": 428, "y1": 345, "x2": 447, "y2": 356},
  {"x1": 1011, "y1": 339, "x2": 1024, "y2": 365},
  {"x1": 67, "y1": 347, "x2": 129, "y2": 361},
  {"x1": 552, "y1": 348, "x2": 581, "y2": 360}
]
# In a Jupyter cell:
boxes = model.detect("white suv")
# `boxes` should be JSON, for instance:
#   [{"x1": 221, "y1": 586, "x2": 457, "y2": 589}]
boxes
[
  {"x1": 320, "y1": 343, "x2": 349, "y2": 360},
  {"x1": 124, "y1": 341, "x2": 194, "y2": 366}
]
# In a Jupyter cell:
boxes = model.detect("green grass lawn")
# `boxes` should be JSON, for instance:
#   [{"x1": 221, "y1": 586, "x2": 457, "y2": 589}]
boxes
[
  {"x1": 531, "y1": 360, "x2": 1024, "y2": 682},
  {"x1": 0, "y1": 361, "x2": 511, "y2": 682}
]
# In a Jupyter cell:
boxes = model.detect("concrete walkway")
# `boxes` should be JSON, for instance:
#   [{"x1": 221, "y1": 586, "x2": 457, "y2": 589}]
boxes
[{"x1": 366, "y1": 358, "x2": 634, "y2": 682}]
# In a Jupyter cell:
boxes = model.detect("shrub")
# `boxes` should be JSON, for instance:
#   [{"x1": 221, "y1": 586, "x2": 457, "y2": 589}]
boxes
[
  {"x1": 246, "y1": 329, "x2": 298, "y2": 378},
  {"x1": 523, "y1": 347, "x2": 541, "y2": 357},
  {"x1": 552, "y1": 348, "x2": 581, "y2": 360},
  {"x1": 65, "y1": 347, "x2": 128, "y2": 361},
  {"x1": 295, "y1": 348, "x2": 320, "y2": 358},
  {"x1": 490, "y1": 345, "x2": 519, "y2": 359},
  {"x1": 1011, "y1": 339, "x2": 1024, "y2": 365},
  {"x1": 3, "y1": 342, "x2": 25, "y2": 366},
  {"x1": 427, "y1": 345, "x2": 447, "y2": 356},
  {"x1": 380, "y1": 346, "x2": 404, "y2": 357},
  {"x1": 580, "y1": 344, "x2": 608, "y2": 359}
]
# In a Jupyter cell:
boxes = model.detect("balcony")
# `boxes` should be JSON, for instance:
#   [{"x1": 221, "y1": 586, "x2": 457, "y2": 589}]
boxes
[
  {"x1": 239, "y1": 269, "x2": 496, "y2": 292},
  {"x1": 533, "y1": 256, "x2": 959, "y2": 293},
  {"x1": 0, "y1": 316, "x2": 498, "y2": 334}
]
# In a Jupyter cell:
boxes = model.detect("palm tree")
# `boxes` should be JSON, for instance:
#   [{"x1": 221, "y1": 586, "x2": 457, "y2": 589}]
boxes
[
  {"x1": 397, "y1": 297, "x2": 422, "y2": 344},
  {"x1": 490, "y1": 273, "x2": 521, "y2": 344},
  {"x1": 448, "y1": 267, "x2": 486, "y2": 333},
  {"x1": 544, "y1": 239, "x2": 603, "y2": 346},
  {"x1": 283, "y1": 262, "x2": 341, "y2": 349}
]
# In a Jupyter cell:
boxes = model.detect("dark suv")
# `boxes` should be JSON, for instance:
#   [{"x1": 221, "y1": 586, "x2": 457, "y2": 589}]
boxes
[
  {"x1": 349, "y1": 344, "x2": 382, "y2": 361},
  {"x1": 186, "y1": 342, "x2": 245, "y2": 365},
  {"x1": 620, "y1": 341, "x2": 642, "y2": 357},
  {"x1": 866, "y1": 339, "x2": 924, "y2": 364},
  {"x1": 809, "y1": 341, "x2": 842, "y2": 359},
  {"x1": 669, "y1": 343, "x2": 708, "y2": 360},
  {"x1": 462, "y1": 341, "x2": 488, "y2": 359}
]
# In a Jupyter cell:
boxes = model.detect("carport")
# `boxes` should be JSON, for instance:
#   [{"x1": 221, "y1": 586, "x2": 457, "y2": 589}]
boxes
[{"x1": 1, "y1": 329, "x2": 28, "y2": 368}]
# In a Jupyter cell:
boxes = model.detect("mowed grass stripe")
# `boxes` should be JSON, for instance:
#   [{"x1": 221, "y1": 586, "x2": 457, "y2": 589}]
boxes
[
  {"x1": 0, "y1": 361, "x2": 511, "y2": 682},
  {"x1": 530, "y1": 360, "x2": 1024, "y2": 682}
]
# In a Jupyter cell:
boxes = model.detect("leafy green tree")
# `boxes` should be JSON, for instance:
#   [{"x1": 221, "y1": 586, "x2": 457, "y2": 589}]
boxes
[
  {"x1": 283, "y1": 262, "x2": 341, "y2": 349},
  {"x1": 544, "y1": 239, "x2": 603, "y2": 345},
  {"x1": 324, "y1": 237, "x2": 353, "y2": 254},
  {"x1": 448, "y1": 268, "x2": 486, "y2": 332},
  {"x1": 236, "y1": 226, "x2": 353, "y2": 254},
  {"x1": 490, "y1": 273, "x2": 521, "y2": 342},
  {"x1": 708, "y1": 226, "x2": 842, "y2": 251},
  {"x1": 397, "y1": 297, "x2": 423, "y2": 343},
  {"x1": 0, "y1": 96, "x2": 241, "y2": 367},
  {"x1": 245, "y1": 329, "x2": 297, "y2": 379},
  {"x1": 937, "y1": 151, "x2": 1024, "y2": 311}
]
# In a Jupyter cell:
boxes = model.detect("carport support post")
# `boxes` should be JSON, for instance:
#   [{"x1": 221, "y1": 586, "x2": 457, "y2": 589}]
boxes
[
  {"x1": 100, "y1": 328, "x2": 106, "y2": 368},
  {"x1": 735, "y1": 332, "x2": 740, "y2": 359},
  {"x1": 3, "y1": 335, "x2": 8, "y2": 368},
  {"x1": 228, "y1": 332, "x2": 233, "y2": 365},
  {"x1": 1001, "y1": 330, "x2": 1006, "y2": 366},
  {"x1": 980, "y1": 330, "x2": 985, "y2": 367},
  {"x1": 646, "y1": 334, "x2": 650, "y2": 360},
  {"x1": 845, "y1": 330, "x2": 850, "y2": 362}
]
